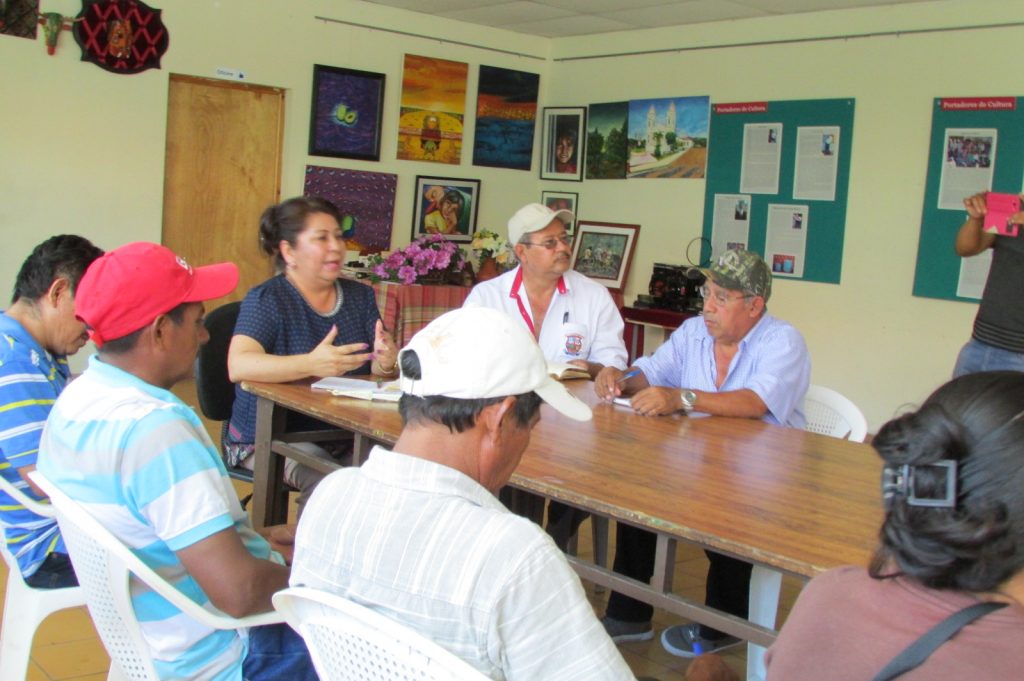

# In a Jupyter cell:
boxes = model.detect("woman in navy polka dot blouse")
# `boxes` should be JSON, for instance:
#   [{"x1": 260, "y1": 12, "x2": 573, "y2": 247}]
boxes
[{"x1": 225, "y1": 196, "x2": 398, "y2": 508}]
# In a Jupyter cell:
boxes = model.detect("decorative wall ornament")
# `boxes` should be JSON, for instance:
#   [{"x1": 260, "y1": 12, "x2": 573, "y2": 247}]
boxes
[
  {"x1": 37, "y1": 12, "x2": 77, "y2": 54},
  {"x1": 73, "y1": 0, "x2": 168, "y2": 75},
  {"x1": 1, "y1": 0, "x2": 40, "y2": 39}
]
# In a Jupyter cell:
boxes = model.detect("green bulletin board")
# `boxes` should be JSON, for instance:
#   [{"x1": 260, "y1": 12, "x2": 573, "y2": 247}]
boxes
[
  {"x1": 912, "y1": 97, "x2": 1024, "y2": 301},
  {"x1": 701, "y1": 98, "x2": 855, "y2": 284}
]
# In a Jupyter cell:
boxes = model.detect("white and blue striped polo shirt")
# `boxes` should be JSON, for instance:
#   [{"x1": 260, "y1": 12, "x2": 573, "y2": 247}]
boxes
[{"x1": 39, "y1": 355, "x2": 278, "y2": 681}]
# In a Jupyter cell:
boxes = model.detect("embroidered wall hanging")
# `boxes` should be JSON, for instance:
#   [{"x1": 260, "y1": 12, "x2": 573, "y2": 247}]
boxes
[
  {"x1": 1, "y1": 0, "x2": 40, "y2": 39},
  {"x1": 73, "y1": 0, "x2": 168, "y2": 74}
]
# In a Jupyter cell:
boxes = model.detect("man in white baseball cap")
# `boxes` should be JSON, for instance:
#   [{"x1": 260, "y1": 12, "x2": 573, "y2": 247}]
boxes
[
  {"x1": 291, "y1": 307, "x2": 636, "y2": 681},
  {"x1": 465, "y1": 202, "x2": 628, "y2": 550}
]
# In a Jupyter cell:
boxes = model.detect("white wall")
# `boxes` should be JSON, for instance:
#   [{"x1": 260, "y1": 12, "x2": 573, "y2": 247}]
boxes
[{"x1": 3, "y1": 0, "x2": 1023, "y2": 429}]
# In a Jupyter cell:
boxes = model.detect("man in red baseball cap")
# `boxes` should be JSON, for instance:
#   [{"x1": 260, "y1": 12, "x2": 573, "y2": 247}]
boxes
[{"x1": 38, "y1": 243, "x2": 316, "y2": 680}]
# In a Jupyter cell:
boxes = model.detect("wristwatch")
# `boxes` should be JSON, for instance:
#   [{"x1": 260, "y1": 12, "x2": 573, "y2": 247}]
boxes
[{"x1": 680, "y1": 389, "x2": 697, "y2": 412}]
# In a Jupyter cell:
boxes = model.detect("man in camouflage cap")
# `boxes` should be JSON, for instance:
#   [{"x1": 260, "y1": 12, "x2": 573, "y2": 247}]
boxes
[
  {"x1": 593, "y1": 248, "x2": 811, "y2": 656},
  {"x1": 702, "y1": 247, "x2": 772, "y2": 300}
]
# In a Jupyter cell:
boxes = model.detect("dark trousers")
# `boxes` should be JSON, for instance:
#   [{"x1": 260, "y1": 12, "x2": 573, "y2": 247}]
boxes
[
  {"x1": 242, "y1": 622, "x2": 318, "y2": 681},
  {"x1": 604, "y1": 524, "x2": 752, "y2": 639},
  {"x1": 25, "y1": 551, "x2": 79, "y2": 589},
  {"x1": 499, "y1": 487, "x2": 588, "y2": 551}
]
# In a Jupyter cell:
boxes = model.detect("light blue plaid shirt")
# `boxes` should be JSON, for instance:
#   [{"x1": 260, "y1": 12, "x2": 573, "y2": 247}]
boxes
[{"x1": 635, "y1": 313, "x2": 810, "y2": 428}]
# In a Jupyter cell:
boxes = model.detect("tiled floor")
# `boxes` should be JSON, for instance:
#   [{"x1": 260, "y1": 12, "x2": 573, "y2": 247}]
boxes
[
  {"x1": 575, "y1": 527, "x2": 803, "y2": 681},
  {"x1": 2, "y1": 380, "x2": 803, "y2": 679}
]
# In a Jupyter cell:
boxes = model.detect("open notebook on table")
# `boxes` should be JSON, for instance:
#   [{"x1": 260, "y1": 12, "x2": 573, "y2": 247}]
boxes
[
  {"x1": 311, "y1": 376, "x2": 402, "y2": 402},
  {"x1": 547, "y1": 361, "x2": 590, "y2": 381}
]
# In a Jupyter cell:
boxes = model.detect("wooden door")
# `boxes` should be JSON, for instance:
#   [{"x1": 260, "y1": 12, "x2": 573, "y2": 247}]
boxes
[{"x1": 162, "y1": 74, "x2": 284, "y2": 302}]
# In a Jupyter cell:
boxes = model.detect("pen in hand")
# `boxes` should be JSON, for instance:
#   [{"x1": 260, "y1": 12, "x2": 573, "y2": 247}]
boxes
[
  {"x1": 606, "y1": 368, "x2": 641, "y2": 400},
  {"x1": 616, "y1": 368, "x2": 641, "y2": 384}
]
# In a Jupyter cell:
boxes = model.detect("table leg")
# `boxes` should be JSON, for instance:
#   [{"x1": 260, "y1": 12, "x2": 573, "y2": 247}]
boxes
[
  {"x1": 251, "y1": 394, "x2": 289, "y2": 529},
  {"x1": 352, "y1": 433, "x2": 374, "y2": 466},
  {"x1": 652, "y1": 534, "x2": 676, "y2": 593},
  {"x1": 745, "y1": 565, "x2": 782, "y2": 681}
]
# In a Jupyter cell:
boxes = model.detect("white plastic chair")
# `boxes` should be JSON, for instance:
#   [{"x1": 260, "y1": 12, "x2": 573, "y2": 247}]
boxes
[
  {"x1": 30, "y1": 471, "x2": 283, "y2": 681},
  {"x1": 803, "y1": 384, "x2": 868, "y2": 442},
  {"x1": 0, "y1": 474, "x2": 87, "y2": 681},
  {"x1": 274, "y1": 586, "x2": 489, "y2": 681}
]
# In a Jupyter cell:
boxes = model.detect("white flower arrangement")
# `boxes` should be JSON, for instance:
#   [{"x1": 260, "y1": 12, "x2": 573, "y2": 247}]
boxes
[{"x1": 470, "y1": 229, "x2": 515, "y2": 270}]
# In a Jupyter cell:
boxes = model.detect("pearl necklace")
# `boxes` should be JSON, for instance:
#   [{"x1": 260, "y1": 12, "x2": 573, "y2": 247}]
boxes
[{"x1": 285, "y1": 276, "x2": 343, "y2": 318}]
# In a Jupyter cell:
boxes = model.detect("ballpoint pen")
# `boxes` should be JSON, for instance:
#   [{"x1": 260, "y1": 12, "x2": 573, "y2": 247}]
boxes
[{"x1": 615, "y1": 368, "x2": 641, "y2": 384}]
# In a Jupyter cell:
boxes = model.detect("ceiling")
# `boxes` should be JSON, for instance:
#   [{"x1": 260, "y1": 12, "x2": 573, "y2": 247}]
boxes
[{"x1": 361, "y1": 0, "x2": 937, "y2": 38}]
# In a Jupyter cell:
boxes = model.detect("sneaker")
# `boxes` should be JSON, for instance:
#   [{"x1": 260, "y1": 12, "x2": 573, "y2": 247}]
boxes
[
  {"x1": 600, "y1": 615, "x2": 654, "y2": 643},
  {"x1": 660, "y1": 623, "x2": 742, "y2": 658}
]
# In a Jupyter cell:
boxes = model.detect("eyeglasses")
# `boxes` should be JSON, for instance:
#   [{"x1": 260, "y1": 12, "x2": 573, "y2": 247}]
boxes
[
  {"x1": 699, "y1": 284, "x2": 753, "y2": 307},
  {"x1": 522, "y1": 234, "x2": 573, "y2": 250}
]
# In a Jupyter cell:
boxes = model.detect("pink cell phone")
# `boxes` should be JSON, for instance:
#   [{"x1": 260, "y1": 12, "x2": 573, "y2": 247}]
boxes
[{"x1": 984, "y1": 192, "x2": 1021, "y2": 236}]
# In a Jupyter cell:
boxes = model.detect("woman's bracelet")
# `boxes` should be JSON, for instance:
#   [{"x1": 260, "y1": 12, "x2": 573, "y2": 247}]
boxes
[{"x1": 379, "y1": 357, "x2": 399, "y2": 374}]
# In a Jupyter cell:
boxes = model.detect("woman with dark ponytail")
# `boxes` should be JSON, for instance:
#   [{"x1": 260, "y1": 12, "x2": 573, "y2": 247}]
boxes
[
  {"x1": 225, "y1": 196, "x2": 397, "y2": 509},
  {"x1": 766, "y1": 371, "x2": 1024, "y2": 680}
]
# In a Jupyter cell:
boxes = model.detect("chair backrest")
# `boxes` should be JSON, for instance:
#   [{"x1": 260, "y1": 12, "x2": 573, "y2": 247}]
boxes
[
  {"x1": 803, "y1": 384, "x2": 868, "y2": 442},
  {"x1": 273, "y1": 587, "x2": 490, "y2": 681},
  {"x1": 30, "y1": 471, "x2": 282, "y2": 681},
  {"x1": 195, "y1": 300, "x2": 241, "y2": 423}
]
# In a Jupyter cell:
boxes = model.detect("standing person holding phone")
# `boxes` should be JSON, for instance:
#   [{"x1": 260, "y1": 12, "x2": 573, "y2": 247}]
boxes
[{"x1": 953, "y1": 191, "x2": 1024, "y2": 377}]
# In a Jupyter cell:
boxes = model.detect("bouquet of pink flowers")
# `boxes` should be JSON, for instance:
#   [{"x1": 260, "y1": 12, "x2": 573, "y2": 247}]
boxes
[{"x1": 369, "y1": 234, "x2": 468, "y2": 285}]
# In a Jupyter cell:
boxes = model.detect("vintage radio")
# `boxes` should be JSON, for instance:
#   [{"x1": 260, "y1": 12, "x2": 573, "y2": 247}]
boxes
[{"x1": 640, "y1": 262, "x2": 705, "y2": 312}]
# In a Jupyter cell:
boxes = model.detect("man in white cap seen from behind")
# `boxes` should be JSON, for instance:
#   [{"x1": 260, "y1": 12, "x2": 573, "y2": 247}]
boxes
[
  {"x1": 291, "y1": 307, "x2": 636, "y2": 681},
  {"x1": 465, "y1": 202, "x2": 628, "y2": 550}
]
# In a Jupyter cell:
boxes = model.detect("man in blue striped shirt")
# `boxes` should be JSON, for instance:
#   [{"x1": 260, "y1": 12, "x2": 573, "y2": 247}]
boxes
[
  {"x1": 595, "y1": 249, "x2": 811, "y2": 658},
  {"x1": 0, "y1": 235, "x2": 102, "y2": 588},
  {"x1": 38, "y1": 242, "x2": 315, "y2": 681}
]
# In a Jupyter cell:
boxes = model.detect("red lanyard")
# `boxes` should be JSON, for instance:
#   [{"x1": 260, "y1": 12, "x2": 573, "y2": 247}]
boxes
[{"x1": 508, "y1": 268, "x2": 566, "y2": 338}]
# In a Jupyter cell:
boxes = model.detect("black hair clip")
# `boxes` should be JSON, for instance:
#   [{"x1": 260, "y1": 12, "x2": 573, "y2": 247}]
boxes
[{"x1": 881, "y1": 460, "x2": 958, "y2": 508}]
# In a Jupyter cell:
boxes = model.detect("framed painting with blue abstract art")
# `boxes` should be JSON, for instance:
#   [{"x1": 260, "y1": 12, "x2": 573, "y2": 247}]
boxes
[
  {"x1": 472, "y1": 65, "x2": 539, "y2": 171},
  {"x1": 309, "y1": 65, "x2": 385, "y2": 161}
]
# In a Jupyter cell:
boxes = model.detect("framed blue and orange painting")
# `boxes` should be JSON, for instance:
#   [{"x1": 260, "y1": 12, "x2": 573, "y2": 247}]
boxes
[
  {"x1": 472, "y1": 65, "x2": 540, "y2": 171},
  {"x1": 309, "y1": 64, "x2": 386, "y2": 161}
]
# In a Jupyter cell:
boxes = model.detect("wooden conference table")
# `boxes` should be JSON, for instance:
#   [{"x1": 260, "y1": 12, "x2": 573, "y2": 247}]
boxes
[{"x1": 245, "y1": 379, "x2": 881, "y2": 680}]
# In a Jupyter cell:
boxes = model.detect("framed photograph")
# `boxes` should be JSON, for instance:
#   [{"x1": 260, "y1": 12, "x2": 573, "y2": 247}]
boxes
[
  {"x1": 540, "y1": 107, "x2": 586, "y2": 181},
  {"x1": 411, "y1": 175, "x2": 481, "y2": 243},
  {"x1": 569, "y1": 221, "x2": 640, "y2": 292},
  {"x1": 540, "y1": 190, "x2": 579, "y2": 236},
  {"x1": 309, "y1": 64, "x2": 386, "y2": 161}
]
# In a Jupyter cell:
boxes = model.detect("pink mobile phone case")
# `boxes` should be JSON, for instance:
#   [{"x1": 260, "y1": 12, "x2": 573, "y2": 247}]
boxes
[{"x1": 984, "y1": 192, "x2": 1021, "y2": 236}]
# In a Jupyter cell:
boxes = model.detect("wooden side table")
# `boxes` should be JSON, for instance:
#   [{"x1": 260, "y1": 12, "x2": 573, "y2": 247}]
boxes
[{"x1": 620, "y1": 306, "x2": 696, "y2": 363}]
